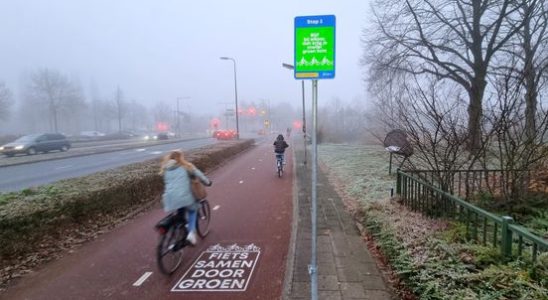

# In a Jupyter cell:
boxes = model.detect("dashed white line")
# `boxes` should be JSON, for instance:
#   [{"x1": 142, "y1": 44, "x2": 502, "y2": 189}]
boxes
[
  {"x1": 54, "y1": 165, "x2": 73, "y2": 170},
  {"x1": 239, "y1": 180, "x2": 244, "y2": 184},
  {"x1": 213, "y1": 205, "x2": 221, "y2": 211},
  {"x1": 251, "y1": 167, "x2": 256, "y2": 170},
  {"x1": 132, "y1": 272, "x2": 153, "y2": 287},
  {"x1": 135, "y1": 148, "x2": 146, "y2": 152},
  {"x1": 150, "y1": 151, "x2": 163, "y2": 155}
]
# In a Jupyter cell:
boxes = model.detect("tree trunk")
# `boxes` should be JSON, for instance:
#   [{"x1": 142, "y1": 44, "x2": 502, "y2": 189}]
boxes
[
  {"x1": 53, "y1": 109, "x2": 59, "y2": 133},
  {"x1": 523, "y1": 8, "x2": 537, "y2": 143},
  {"x1": 467, "y1": 0, "x2": 485, "y2": 153},
  {"x1": 467, "y1": 78, "x2": 486, "y2": 152}
]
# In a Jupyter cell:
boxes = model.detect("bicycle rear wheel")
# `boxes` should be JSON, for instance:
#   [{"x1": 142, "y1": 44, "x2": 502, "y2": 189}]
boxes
[
  {"x1": 157, "y1": 225, "x2": 184, "y2": 275},
  {"x1": 277, "y1": 161, "x2": 283, "y2": 177},
  {"x1": 197, "y1": 199, "x2": 211, "y2": 238}
]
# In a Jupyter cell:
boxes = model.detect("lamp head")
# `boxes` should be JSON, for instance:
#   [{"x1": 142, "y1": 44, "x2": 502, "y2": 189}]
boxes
[{"x1": 282, "y1": 63, "x2": 295, "y2": 70}]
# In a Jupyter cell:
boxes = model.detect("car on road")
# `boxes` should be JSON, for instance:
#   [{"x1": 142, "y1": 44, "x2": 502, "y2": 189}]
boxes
[
  {"x1": 157, "y1": 132, "x2": 169, "y2": 140},
  {"x1": 142, "y1": 132, "x2": 162, "y2": 141},
  {"x1": 215, "y1": 130, "x2": 236, "y2": 140},
  {"x1": 0, "y1": 133, "x2": 71, "y2": 157}
]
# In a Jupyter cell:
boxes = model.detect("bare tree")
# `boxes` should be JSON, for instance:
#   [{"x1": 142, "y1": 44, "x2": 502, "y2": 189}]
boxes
[
  {"x1": 482, "y1": 52, "x2": 548, "y2": 208},
  {"x1": 366, "y1": 0, "x2": 530, "y2": 151},
  {"x1": 0, "y1": 81, "x2": 13, "y2": 121},
  {"x1": 60, "y1": 77, "x2": 87, "y2": 134},
  {"x1": 128, "y1": 99, "x2": 148, "y2": 131},
  {"x1": 317, "y1": 97, "x2": 371, "y2": 144},
  {"x1": 25, "y1": 69, "x2": 85, "y2": 133},
  {"x1": 518, "y1": 0, "x2": 548, "y2": 141},
  {"x1": 152, "y1": 101, "x2": 173, "y2": 128},
  {"x1": 89, "y1": 80, "x2": 101, "y2": 131},
  {"x1": 392, "y1": 75, "x2": 471, "y2": 186},
  {"x1": 113, "y1": 86, "x2": 126, "y2": 133}
]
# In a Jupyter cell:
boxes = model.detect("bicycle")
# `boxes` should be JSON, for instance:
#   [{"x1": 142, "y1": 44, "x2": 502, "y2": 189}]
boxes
[
  {"x1": 276, "y1": 153, "x2": 284, "y2": 178},
  {"x1": 155, "y1": 198, "x2": 211, "y2": 275}
]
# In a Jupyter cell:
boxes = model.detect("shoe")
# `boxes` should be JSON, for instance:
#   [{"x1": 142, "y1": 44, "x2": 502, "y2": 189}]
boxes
[{"x1": 186, "y1": 231, "x2": 197, "y2": 246}]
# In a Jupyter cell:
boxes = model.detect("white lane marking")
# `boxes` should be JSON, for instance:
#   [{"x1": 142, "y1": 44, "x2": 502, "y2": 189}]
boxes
[
  {"x1": 135, "y1": 148, "x2": 146, "y2": 152},
  {"x1": 132, "y1": 272, "x2": 153, "y2": 287},
  {"x1": 213, "y1": 205, "x2": 220, "y2": 211},
  {"x1": 239, "y1": 180, "x2": 244, "y2": 184},
  {"x1": 55, "y1": 165, "x2": 73, "y2": 170},
  {"x1": 251, "y1": 167, "x2": 256, "y2": 170},
  {"x1": 258, "y1": 159, "x2": 263, "y2": 162},
  {"x1": 150, "y1": 151, "x2": 163, "y2": 155}
]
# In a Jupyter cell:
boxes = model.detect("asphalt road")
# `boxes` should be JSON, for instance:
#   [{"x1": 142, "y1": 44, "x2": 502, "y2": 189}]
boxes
[
  {"x1": 0, "y1": 138, "x2": 218, "y2": 192},
  {"x1": 0, "y1": 136, "x2": 208, "y2": 168},
  {"x1": 2, "y1": 140, "x2": 293, "y2": 299}
]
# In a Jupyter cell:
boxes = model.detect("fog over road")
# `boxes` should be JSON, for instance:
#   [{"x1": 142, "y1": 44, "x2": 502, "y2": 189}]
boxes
[{"x1": 0, "y1": 138, "x2": 218, "y2": 192}]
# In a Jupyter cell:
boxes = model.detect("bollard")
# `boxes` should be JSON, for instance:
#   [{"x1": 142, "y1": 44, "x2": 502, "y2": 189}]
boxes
[
  {"x1": 501, "y1": 216, "x2": 514, "y2": 258},
  {"x1": 396, "y1": 169, "x2": 401, "y2": 195}
]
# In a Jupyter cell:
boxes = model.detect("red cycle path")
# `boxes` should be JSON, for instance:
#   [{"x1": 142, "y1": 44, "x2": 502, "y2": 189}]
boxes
[{"x1": 3, "y1": 140, "x2": 293, "y2": 300}]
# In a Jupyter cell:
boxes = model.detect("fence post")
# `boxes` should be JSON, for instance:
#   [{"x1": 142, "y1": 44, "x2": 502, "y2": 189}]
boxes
[
  {"x1": 501, "y1": 216, "x2": 514, "y2": 258},
  {"x1": 396, "y1": 169, "x2": 401, "y2": 195}
]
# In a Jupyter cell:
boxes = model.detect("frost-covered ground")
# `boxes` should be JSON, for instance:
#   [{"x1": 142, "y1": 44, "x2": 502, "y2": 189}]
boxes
[
  {"x1": 319, "y1": 144, "x2": 395, "y2": 203},
  {"x1": 319, "y1": 144, "x2": 548, "y2": 300}
]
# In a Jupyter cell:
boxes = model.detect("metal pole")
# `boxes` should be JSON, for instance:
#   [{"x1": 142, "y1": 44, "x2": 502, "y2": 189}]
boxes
[
  {"x1": 309, "y1": 79, "x2": 318, "y2": 300},
  {"x1": 176, "y1": 98, "x2": 180, "y2": 137},
  {"x1": 302, "y1": 80, "x2": 307, "y2": 165},
  {"x1": 232, "y1": 59, "x2": 240, "y2": 139},
  {"x1": 389, "y1": 152, "x2": 393, "y2": 175}
]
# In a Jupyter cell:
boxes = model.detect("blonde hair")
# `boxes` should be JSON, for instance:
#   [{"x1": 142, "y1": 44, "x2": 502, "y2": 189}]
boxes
[{"x1": 159, "y1": 150, "x2": 194, "y2": 175}]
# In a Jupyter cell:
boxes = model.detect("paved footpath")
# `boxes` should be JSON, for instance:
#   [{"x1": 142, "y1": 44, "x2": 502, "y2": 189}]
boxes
[{"x1": 284, "y1": 137, "x2": 394, "y2": 300}]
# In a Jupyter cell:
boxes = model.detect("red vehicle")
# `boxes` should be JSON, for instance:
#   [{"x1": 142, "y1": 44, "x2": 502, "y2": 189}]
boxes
[{"x1": 215, "y1": 130, "x2": 236, "y2": 140}]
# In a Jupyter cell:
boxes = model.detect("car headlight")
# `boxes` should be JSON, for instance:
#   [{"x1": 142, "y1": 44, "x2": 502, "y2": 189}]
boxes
[
  {"x1": 0, "y1": 146, "x2": 4, "y2": 150},
  {"x1": 14, "y1": 145, "x2": 24, "y2": 150},
  {"x1": 144, "y1": 135, "x2": 150, "y2": 140}
]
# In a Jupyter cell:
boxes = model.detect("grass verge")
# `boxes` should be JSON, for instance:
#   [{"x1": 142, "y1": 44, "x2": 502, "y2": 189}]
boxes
[{"x1": 319, "y1": 144, "x2": 548, "y2": 300}]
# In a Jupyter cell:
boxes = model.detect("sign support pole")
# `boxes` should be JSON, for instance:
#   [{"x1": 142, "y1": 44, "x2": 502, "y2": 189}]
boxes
[
  {"x1": 293, "y1": 15, "x2": 334, "y2": 300},
  {"x1": 309, "y1": 79, "x2": 318, "y2": 300},
  {"x1": 302, "y1": 80, "x2": 307, "y2": 166}
]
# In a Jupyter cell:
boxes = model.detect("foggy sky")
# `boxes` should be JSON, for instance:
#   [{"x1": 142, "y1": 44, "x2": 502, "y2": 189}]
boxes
[{"x1": 0, "y1": 0, "x2": 370, "y2": 115}]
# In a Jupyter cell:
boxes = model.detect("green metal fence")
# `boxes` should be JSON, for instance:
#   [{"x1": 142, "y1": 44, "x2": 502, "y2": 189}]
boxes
[
  {"x1": 400, "y1": 169, "x2": 533, "y2": 200},
  {"x1": 396, "y1": 170, "x2": 548, "y2": 262}
]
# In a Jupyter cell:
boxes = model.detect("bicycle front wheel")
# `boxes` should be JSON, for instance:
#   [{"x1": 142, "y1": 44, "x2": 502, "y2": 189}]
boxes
[
  {"x1": 157, "y1": 225, "x2": 184, "y2": 275},
  {"x1": 197, "y1": 199, "x2": 211, "y2": 238}
]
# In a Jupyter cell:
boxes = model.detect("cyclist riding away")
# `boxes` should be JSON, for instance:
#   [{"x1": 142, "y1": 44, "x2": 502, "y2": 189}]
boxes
[
  {"x1": 273, "y1": 134, "x2": 289, "y2": 165},
  {"x1": 160, "y1": 150, "x2": 211, "y2": 246}
]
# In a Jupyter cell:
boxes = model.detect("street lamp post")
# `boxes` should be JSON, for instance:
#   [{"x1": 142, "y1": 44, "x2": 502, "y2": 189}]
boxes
[
  {"x1": 220, "y1": 57, "x2": 240, "y2": 139},
  {"x1": 282, "y1": 63, "x2": 307, "y2": 165}
]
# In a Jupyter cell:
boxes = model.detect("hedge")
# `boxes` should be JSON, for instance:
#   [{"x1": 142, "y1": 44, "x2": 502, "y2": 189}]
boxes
[{"x1": 0, "y1": 140, "x2": 254, "y2": 259}]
